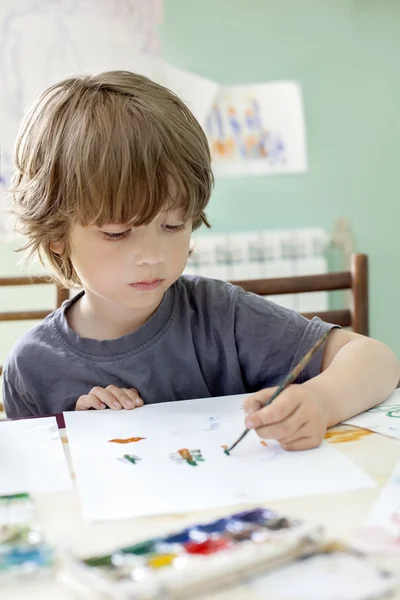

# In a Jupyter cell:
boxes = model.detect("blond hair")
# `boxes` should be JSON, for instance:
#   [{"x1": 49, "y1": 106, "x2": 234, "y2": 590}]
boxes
[{"x1": 11, "y1": 70, "x2": 213, "y2": 286}]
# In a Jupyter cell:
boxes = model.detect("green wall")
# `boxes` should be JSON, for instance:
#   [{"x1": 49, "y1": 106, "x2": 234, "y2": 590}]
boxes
[
  {"x1": 1, "y1": 0, "x2": 400, "y2": 369},
  {"x1": 160, "y1": 0, "x2": 400, "y2": 354}
]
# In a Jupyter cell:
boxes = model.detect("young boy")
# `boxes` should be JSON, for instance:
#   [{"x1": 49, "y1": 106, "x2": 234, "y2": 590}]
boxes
[{"x1": 3, "y1": 70, "x2": 399, "y2": 451}]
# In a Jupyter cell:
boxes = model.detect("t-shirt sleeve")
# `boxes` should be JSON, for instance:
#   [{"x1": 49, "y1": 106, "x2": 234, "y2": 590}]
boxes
[
  {"x1": 234, "y1": 290, "x2": 337, "y2": 392},
  {"x1": 2, "y1": 365, "x2": 37, "y2": 419}
]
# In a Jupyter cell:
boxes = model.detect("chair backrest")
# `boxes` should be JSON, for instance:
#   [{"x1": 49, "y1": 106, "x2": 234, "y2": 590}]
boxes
[
  {"x1": 0, "y1": 276, "x2": 70, "y2": 376},
  {"x1": 230, "y1": 253, "x2": 368, "y2": 335}
]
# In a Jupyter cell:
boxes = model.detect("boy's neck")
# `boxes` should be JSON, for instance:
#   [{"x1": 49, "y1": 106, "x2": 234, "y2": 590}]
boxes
[{"x1": 66, "y1": 290, "x2": 162, "y2": 340}]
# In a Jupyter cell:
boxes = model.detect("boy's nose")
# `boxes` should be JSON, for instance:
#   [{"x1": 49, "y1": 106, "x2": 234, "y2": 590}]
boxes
[{"x1": 133, "y1": 237, "x2": 165, "y2": 266}]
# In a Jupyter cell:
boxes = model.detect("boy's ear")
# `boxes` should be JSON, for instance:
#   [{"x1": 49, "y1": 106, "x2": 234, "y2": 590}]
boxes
[{"x1": 49, "y1": 240, "x2": 64, "y2": 255}]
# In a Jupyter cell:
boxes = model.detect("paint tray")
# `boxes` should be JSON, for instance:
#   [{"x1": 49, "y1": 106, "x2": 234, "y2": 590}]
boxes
[
  {"x1": 65, "y1": 507, "x2": 324, "y2": 599},
  {"x1": 0, "y1": 493, "x2": 55, "y2": 581}
]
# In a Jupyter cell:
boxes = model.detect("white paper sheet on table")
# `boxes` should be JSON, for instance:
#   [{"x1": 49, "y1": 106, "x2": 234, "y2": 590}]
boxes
[
  {"x1": 0, "y1": 417, "x2": 72, "y2": 494},
  {"x1": 344, "y1": 388, "x2": 400, "y2": 441},
  {"x1": 352, "y1": 458, "x2": 400, "y2": 554},
  {"x1": 64, "y1": 395, "x2": 374, "y2": 521}
]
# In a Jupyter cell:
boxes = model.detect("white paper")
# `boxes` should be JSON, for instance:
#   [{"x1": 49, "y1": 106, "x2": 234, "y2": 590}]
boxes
[
  {"x1": 64, "y1": 395, "x2": 374, "y2": 521},
  {"x1": 352, "y1": 458, "x2": 400, "y2": 554},
  {"x1": 0, "y1": 417, "x2": 72, "y2": 494},
  {"x1": 249, "y1": 551, "x2": 398, "y2": 600},
  {"x1": 344, "y1": 388, "x2": 400, "y2": 441},
  {"x1": 206, "y1": 81, "x2": 307, "y2": 176}
]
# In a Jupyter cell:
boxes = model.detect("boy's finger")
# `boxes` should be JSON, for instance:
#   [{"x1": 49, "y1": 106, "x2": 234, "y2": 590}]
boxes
[
  {"x1": 253, "y1": 407, "x2": 306, "y2": 441},
  {"x1": 123, "y1": 388, "x2": 144, "y2": 407},
  {"x1": 76, "y1": 394, "x2": 106, "y2": 410},
  {"x1": 280, "y1": 435, "x2": 322, "y2": 451},
  {"x1": 105, "y1": 384, "x2": 136, "y2": 409},
  {"x1": 90, "y1": 386, "x2": 122, "y2": 410},
  {"x1": 245, "y1": 390, "x2": 301, "y2": 430},
  {"x1": 243, "y1": 388, "x2": 278, "y2": 416}
]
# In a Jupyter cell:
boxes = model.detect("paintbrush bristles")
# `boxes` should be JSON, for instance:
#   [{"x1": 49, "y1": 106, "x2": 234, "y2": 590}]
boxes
[
  {"x1": 225, "y1": 329, "x2": 332, "y2": 455},
  {"x1": 225, "y1": 428, "x2": 250, "y2": 454}
]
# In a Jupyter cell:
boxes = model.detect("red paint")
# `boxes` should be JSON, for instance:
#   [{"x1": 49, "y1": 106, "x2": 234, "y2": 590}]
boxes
[{"x1": 184, "y1": 537, "x2": 230, "y2": 555}]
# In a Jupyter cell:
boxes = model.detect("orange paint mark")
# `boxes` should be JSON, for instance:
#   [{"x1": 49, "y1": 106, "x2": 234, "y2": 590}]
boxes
[
  {"x1": 221, "y1": 445, "x2": 228, "y2": 450},
  {"x1": 260, "y1": 441, "x2": 268, "y2": 447},
  {"x1": 108, "y1": 437, "x2": 146, "y2": 444},
  {"x1": 178, "y1": 448, "x2": 192, "y2": 461},
  {"x1": 325, "y1": 429, "x2": 372, "y2": 444},
  {"x1": 61, "y1": 436, "x2": 68, "y2": 444}
]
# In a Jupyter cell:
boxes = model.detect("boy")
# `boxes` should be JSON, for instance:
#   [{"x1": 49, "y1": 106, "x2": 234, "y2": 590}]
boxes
[{"x1": 3, "y1": 71, "x2": 399, "y2": 451}]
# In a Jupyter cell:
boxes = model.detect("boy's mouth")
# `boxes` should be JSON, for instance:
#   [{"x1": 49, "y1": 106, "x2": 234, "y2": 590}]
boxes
[{"x1": 129, "y1": 279, "x2": 164, "y2": 291}]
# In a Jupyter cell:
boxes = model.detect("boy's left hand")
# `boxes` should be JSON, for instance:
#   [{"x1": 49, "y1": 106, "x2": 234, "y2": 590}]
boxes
[{"x1": 243, "y1": 385, "x2": 328, "y2": 451}]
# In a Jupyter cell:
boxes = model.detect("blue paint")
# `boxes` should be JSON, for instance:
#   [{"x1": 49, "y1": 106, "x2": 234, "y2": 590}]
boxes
[
  {"x1": 193, "y1": 518, "x2": 229, "y2": 534},
  {"x1": 163, "y1": 529, "x2": 192, "y2": 544},
  {"x1": 232, "y1": 508, "x2": 276, "y2": 524},
  {"x1": 1, "y1": 547, "x2": 51, "y2": 569}
]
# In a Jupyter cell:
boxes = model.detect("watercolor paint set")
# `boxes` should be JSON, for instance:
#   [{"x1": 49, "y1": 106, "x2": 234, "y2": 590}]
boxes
[
  {"x1": 0, "y1": 493, "x2": 55, "y2": 580},
  {"x1": 66, "y1": 507, "x2": 324, "y2": 599}
]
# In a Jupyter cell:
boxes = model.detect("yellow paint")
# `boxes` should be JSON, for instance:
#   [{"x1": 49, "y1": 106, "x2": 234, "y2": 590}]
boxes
[
  {"x1": 147, "y1": 553, "x2": 177, "y2": 569},
  {"x1": 325, "y1": 428, "x2": 372, "y2": 444}
]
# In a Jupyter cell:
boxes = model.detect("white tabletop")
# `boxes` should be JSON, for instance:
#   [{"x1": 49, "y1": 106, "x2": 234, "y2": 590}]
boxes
[{"x1": 3, "y1": 424, "x2": 400, "y2": 600}]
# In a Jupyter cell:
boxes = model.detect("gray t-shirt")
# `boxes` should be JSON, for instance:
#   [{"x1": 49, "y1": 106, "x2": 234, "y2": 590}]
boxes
[{"x1": 3, "y1": 276, "x2": 334, "y2": 418}]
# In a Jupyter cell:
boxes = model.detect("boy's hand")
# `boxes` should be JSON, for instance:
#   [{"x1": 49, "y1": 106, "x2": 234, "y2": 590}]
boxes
[
  {"x1": 76, "y1": 386, "x2": 143, "y2": 411},
  {"x1": 243, "y1": 385, "x2": 328, "y2": 451}
]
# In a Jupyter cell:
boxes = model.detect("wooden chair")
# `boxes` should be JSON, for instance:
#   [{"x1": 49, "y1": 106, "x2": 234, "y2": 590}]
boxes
[
  {"x1": 230, "y1": 253, "x2": 369, "y2": 335},
  {"x1": 0, "y1": 276, "x2": 70, "y2": 376}
]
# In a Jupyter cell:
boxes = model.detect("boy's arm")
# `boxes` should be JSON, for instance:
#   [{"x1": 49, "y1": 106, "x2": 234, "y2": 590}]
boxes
[
  {"x1": 303, "y1": 329, "x2": 400, "y2": 427},
  {"x1": 243, "y1": 329, "x2": 399, "y2": 450}
]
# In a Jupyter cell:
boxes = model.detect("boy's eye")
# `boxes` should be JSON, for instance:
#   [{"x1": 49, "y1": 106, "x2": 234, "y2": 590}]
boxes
[
  {"x1": 162, "y1": 223, "x2": 186, "y2": 233},
  {"x1": 101, "y1": 229, "x2": 131, "y2": 241}
]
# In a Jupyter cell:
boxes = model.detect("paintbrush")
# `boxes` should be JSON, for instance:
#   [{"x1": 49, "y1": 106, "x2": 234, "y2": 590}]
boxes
[{"x1": 225, "y1": 328, "x2": 332, "y2": 454}]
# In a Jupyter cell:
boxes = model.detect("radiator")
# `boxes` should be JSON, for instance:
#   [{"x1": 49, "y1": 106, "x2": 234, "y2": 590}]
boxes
[{"x1": 184, "y1": 228, "x2": 329, "y2": 313}]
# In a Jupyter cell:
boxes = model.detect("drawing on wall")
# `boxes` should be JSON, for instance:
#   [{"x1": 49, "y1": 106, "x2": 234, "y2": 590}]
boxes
[{"x1": 206, "y1": 82, "x2": 307, "y2": 177}]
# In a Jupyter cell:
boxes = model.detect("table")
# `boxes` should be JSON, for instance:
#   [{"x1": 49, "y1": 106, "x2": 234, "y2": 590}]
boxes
[{"x1": 4, "y1": 424, "x2": 400, "y2": 600}]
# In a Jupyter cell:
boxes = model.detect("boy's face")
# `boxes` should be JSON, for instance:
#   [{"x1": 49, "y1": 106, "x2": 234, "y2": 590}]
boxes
[{"x1": 65, "y1": 209, "x2": 192, "y2": 313}]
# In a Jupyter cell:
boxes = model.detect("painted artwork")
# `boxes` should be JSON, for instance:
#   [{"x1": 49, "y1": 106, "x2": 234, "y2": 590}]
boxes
[
  {"x1": 108, "y1": 437, "x2": 146, "y2": 444},
  {"x1": 64, "y1": 394, "x2": 374, "y2": 521},
  {"x1": 170, "y1": 449, "x2": 205, "y2": 466},
  {"x1": 118, "y1": 454, "x2": 141, "y2": 465},
  {"x1": 206, "y1": 82, "x2": 307, "y2": 176},
  {"x1": 344, "y1": 388, "x2": 400, "y2": 441}
]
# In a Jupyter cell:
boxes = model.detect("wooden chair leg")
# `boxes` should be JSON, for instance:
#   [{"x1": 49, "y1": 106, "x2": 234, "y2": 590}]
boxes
[{"x1": 351, "y1": 254, "x2": 369, "y2": 336}]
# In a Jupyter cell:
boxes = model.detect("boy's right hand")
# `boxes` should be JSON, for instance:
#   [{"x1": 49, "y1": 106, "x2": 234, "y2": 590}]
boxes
[{"x1": 76, "y1": 386, "x2": 143, "y2": 411}]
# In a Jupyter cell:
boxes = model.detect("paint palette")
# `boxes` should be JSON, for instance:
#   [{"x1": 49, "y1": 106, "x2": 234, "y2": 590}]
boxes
[
  {"x1": 0, "y1": 493, "x2": 55, "y2": 579},
  {"x1": 66, "y1": 507, "x2": 324, "y2": 599}
]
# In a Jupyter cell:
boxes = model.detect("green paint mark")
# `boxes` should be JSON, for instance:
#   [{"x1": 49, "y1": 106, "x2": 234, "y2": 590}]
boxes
[
  {"x1": 84, "y1": 554, "x2": 113, "y2": 567},
  {"x1": 123, "y1": 454, "x2": 140, "y2": 464},
  {"x1": 121, "y1": 540, "x2": 158, "y2": 556}
]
